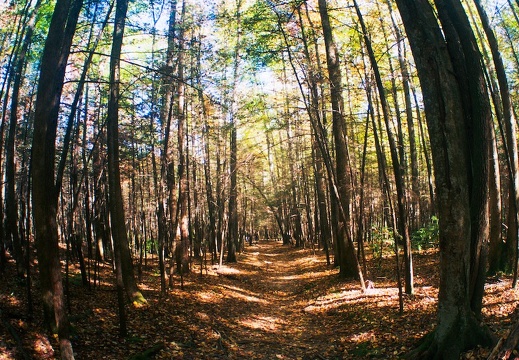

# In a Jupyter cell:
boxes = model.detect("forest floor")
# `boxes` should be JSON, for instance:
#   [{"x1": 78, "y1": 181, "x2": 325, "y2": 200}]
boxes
[{"x1": 1, "y1": 240, "x2": 519, "y2": 359}]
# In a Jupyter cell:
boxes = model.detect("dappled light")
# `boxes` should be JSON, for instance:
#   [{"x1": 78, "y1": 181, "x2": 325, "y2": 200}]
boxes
[
  {"x1": 1, "y1": 240, "x2": 519, "y2": 358},
  {"x1": 239, "y1": 315, "x2": 285, "y2": 332},
  {"x1": 219, "y1": 285, "x2": 269, "y2": 304}
]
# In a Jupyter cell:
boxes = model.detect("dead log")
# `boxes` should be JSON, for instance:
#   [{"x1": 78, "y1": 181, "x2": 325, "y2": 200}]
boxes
[{"x1": 488, "y1": 320, "x2": 519, "y2": 360}]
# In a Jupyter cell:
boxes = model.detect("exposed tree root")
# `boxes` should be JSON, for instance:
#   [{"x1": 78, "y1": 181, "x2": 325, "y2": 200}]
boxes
[
  {"x1": 407, "y1": 315, "x2": 495, "y2": 360},
  {"x1": 488, "y1": 317, "x2": 519, "y2": 360}
]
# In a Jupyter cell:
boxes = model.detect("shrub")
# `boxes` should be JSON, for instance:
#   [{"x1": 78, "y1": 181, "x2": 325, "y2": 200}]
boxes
[{"x1": 412, "y1": 216, "x2": 439, "y2": 250}]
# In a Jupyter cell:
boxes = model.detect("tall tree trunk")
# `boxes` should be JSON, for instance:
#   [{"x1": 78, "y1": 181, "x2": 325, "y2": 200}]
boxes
[
  {"x1": 489, "y1": 122, "x2": 503, "y2": 274},
  {"x1": 31, "y1": 0, "x2": 83, "y2": 357},
  {"x1": 395, "y1": 0, "x2": 494, "y2": 357},
  {"x1": 318, "y1": 0, "x2": 364, "y2": 283},
  {"x1": 174, "y1": 0, "x2": 190, "y2": 275},
  {"x1": 226, "y1": 0, "x2": 242, "y2": 263},
  {"x1": 300, "y1": 2, "x2": 331, "y2": 263},
  {"x1": 160, "y1": 0, "x2": 179, "y2": 288},
  {"x1": 197, "y1": 49, "x2": 217, "y2": 264},
  {"x1": 6, "y1": 0, "x2": 42, "y2": 278},
  {"x1": 147, "y1": 2, "x2": 167, "y2": 294},
  {"x1": 413, "y1": 86, "x2": 435, "y2": 215},
  {"x1": 82, "y1": 86, "x2": 93, "y2": 288},
  {"x1": 473, "y1": 0, "x2": 519, "y2": 282},
  {"x1": 386, "y1": 0, "x2": 421, "y2": 230},
  {"x1": 106, "y1": 0, "x2": 145, "y2": 306},
  {"x1": 354, "y1": 0, "x2": 413, "y2": 294}
]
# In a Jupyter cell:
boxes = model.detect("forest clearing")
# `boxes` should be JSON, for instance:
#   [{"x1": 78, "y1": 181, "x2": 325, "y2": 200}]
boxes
[{"x1": 1, "y1": 240, "x2": 519, "y2": 359}]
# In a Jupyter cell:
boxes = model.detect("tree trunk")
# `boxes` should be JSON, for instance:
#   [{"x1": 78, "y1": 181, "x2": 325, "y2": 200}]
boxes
[
  {"x1": 226, "y1": 0, "x2": 242, "y2": 264},
  {"x1": 395, "y1": 0, "x2": 495, "y2": 357},
  {"x1": 6, "y1": 0, "x2": 42, "y2": 278},
  {"x1": 106, "y1": 0, "x2": 146, "y2": 306},
  {"x1": 474, "y1": 0, "x2": 519, "y2": 282},
  {"x1": 173, "y1": 0, "x2": 190, "y2": 275},
  {"x1": 160, "y1": 0, "x2": 179, "y2": 288},
  {"x1": 299, "y1": 1, "x2": 331, "y2": 263},
  {"x1": 31, "y1": 0, "x2": 83, "y2": 357},
  {"x1": 354, "y1": 0, "x2": 413, "y2": 294},
  {"x1": 318, "y1": 0, "x2": 363, "y2": 283},
  {"x1": 489, "y1": 116, "x2": 503, "y2": 274},
  {"x1": 386, "y1": 0, "x2": 421, "y2": 230}
]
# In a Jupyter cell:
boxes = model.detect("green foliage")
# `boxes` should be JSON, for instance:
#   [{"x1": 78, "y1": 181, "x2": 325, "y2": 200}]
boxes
[
  {"x1": 370, "y1": 226, "x2": 394, "y2": 258},
  {"x1": 145, "y1": 238, "x2": 158, "y2": 255},
  {"x1": 412, "y1": 216, "x2": 439, "y2": 250},
  {"x1": 241, "y1": 0, "x2": 284, "y2": 67}
]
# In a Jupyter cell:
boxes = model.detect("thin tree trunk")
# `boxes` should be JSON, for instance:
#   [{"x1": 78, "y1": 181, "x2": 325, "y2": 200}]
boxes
[
  {"x1": 6, "y1": 0, "x2": 42, "y2": 278},
  {"x1": 387, "y1": 0, "x2": 421, "y2": 229},
  {"x1": 300, "y1": 2, "x2": 331, "y2": 263},
  {"x1": 226, "y1": 0, "x2": 242, "y2": 263},
  {"x1": 354, "y1": 0, "x2": 413, "y2": 294},
  {"x1": 413, "y1": 86, "x2": 435, "y2": 214},
  {"x1": 106, "y1": 0, "x2": 145, "y2": 306},
  {"x1": 474, "y1": 0, "x2": 519, "y2": 284},
  {"x1": 174, "y1": 0, "x2": 190, "y2": 275}
]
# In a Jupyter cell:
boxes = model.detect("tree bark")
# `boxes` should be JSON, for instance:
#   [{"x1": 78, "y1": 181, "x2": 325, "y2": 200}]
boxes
[
  {"x1": 106, "y1": 0, "x2": 146, "y2": 306},
  {"x1": 6, "y1": 0, "x2": 42, "y2": 278},
  {"x1": 354, "y1": 0, "x2": 413, "y2": 294},
  {"x1": 31, "y1": 0, "x2": 83, "y2": 357},
  {"x1": 474, "y1": 0, "x2": 519, "y2": 282},
  {"x1": 394, "y1": 0, "x2": 495, "y2": 357},
  {"x1": 226, "y1": 0, "x2": 242, "y2": 263},
  {"x1": 318, "y1": 0, "x2": 363, "y2": 282},
  {"x1": 173, "y1": 0, "x2": 190, "y2": 275}
]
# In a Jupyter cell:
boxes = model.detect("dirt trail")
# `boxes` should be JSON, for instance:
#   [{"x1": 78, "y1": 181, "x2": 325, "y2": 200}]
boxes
[
  {"x1": 3, "y1": 239, "x2": 516, "y2": 359},
  {"x1": 209, "y1": 241, "x2": 338, "y2": 359}
]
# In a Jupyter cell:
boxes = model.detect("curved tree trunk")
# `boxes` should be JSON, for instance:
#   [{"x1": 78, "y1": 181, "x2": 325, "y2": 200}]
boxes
[
  {"x1": 31, "y1": 0, "x2": 83, "y2": 357},
  {"x1": 395, "y1": 0, "x2": 494, "y2": 357}
]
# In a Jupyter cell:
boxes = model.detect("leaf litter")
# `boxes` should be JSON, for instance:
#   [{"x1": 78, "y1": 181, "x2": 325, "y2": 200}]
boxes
[{"x1": 0, "y1": 242, "x2": 518, "y2": 359}]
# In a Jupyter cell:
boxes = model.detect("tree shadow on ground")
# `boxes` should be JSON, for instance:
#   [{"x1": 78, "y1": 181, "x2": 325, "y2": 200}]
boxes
[{"x1": 1, "y1": 241, "x2": 518, "y2": 359}]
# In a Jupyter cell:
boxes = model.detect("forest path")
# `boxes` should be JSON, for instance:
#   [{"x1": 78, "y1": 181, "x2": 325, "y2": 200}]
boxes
[
  {"x1": 207, "y1": 241, "x2": 341, "y2": 359},
  {"x1": 4, "y1": 237, "x2": 516, "y2": 359}
]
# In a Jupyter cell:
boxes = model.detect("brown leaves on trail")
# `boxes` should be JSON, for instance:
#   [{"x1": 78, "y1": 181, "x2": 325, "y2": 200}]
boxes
[{"x1": 1, "y1": 242, "x2": 519, "y2": 359}]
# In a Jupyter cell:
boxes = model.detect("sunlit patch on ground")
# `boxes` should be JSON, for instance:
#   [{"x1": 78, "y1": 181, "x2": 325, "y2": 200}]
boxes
[
  {"x1": 350, "y1": 330, "x2": 376, "y2": 343},
  {"x1": 220, "y1": 285, "x2": 270, "y2": 304},
  {"x1": 216, "y1": 265, "x2": 242, "y2": 275},
  {"x1": 1, "y1": 241, "x2": 518, "y2": 359},
  {"x1": 196, "y1": 289, "x2": 223, "y2": 303},
  {"x1": 32, "y1": 334, "x2": 54, "y2": 359},
  {"x1": 239, "y1": 315, "x2": 284, "y2": 331}
]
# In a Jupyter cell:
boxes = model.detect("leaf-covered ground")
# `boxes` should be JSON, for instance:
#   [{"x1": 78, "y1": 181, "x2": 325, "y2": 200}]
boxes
[{"x1": 1, "y1": 241, "x2": 519, "y2": 359}]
